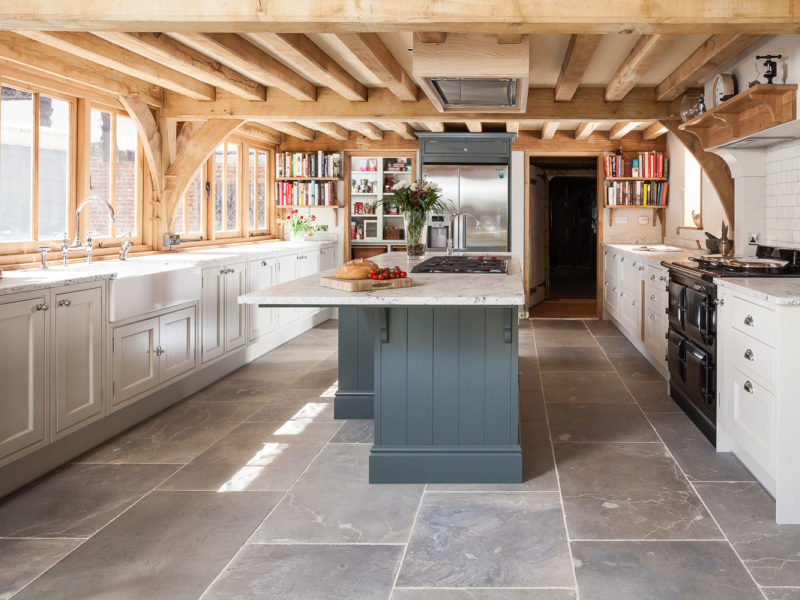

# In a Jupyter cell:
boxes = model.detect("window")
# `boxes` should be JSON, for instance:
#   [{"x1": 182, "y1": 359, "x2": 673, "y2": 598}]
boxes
[
  {"x1": 248, "y1": 147, "x2": 269, "y2": 233},
  {"x1": 89, "y1": 108, "x2": 140, "y2": 238},
  {"x1": 682, "y1": 148, "x2": 702, "y2": 229},
  {"x1": 173, "y1": 167, "x2": 205, "y2": 236},
  {"x1": 0, "y1": 84, "x2": 71, "y2": 243},
  {"x1": 213, "y1": 141, "x2": 240, "y2": 235}
]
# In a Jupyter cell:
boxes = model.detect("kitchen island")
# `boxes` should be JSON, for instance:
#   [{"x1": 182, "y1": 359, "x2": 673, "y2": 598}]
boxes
[{"x1": 240, "y1": 252, "x2": 526, "y2": 483}]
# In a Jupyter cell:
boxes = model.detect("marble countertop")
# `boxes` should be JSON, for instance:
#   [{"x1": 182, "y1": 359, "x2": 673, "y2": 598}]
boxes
[
  {"x1": 716, "y1": 278, "x2": 800, "y2": 306},
  {"x1": 603, "y1": 243, "x2": 697, "y2": 267},
  {"x1": 0, "y1": 240, "x2": 336, "y2": 297},
  {"x1": 240, "y1": 252, "x2": 526, "y2": 307}
]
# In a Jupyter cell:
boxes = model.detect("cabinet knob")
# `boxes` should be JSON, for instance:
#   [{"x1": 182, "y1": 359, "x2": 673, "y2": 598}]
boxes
[
  {"x1": 155, "y1": 345, "x2": 165, "y2": 356},
  {"x1": 650, "y1": 294, "x2": 656, "y2": 301},
  {"x1": 659, "y1": 275, "x2": 667, "y2": 281},
  {"x1": 219, "y1": 268, "x2": 226, "y2": 275},
  {"x1": 632, "y1": 300, "x2": 638, "y2": 306},
  {"x1": 620, "y1": 256, "x2": 625, "y2": 262},
  {"x1": 650, "y1": 314, "x2": 656, "y2": 320},
  {"x1": 744, "y1": 349, "x2": 754, "y2": 361},
  {"x1": 35, "y1": 303, "x2": 49, "y2": 311},
  {"x1": 632, "y1": 261, "x2": 637, "y2": 267},
  {"x1": 261, "y1": 260, "x2": 267, "y2": 266},
  {"x1": 650, "y1": 274, "x2": 656, "y2": 281},
  {"x1": 744, "y1": 315, "x2": 754, "y2": 326},
  {"x1": 58, "y1": 299, "x2": 72, "y2": 307},
  {"x1": 744, "y1": 380, "x2": 754, "y2": 393}
]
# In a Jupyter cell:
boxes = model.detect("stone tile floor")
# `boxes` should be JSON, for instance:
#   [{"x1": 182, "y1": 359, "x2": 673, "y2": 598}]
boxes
[{"x1": 1, "y1": 318, "x2": 799, "y2": 599}]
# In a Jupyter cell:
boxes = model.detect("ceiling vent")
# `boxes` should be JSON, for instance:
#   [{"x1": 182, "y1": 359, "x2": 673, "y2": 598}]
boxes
[{"x1": 413, "y1": 34, "x2": 529, "y2": 113}]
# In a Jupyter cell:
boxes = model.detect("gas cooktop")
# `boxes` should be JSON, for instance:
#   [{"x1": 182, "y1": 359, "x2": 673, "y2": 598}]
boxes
[
  {"x1": 411, "y1": 255, "x2": 508, "y2": 274},
  {"x1": 665, "y1": 245, "x2": 800, "y2": 281}
]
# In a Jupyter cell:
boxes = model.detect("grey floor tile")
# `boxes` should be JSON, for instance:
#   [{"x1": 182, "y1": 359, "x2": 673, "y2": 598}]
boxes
[
  {"x1": 290, "y1": 366, "x2": 338, "y2": 390},
  {"x1": 608, "y1": 353, "x2": 663, "y2": 381},
  {"x1": 245, "y1": 389, "x2": 335, "y2": 423},
  {"x1": 77, "y1": 401, "x2": 260, "y2": 464},
  {"x1": 519, "y1": 356, "x2": 540, "y2": 380},
  {"x1": 572, "y1": 540, "x2": 763, "y2": 600},
  {"x1": 427, "y1": 423, "x2": 557, "y2": 492},
  {"x1": 0, "y1": 463, "x2": 178, "y2": 538},
  {"x1": 554, "y1": 443, "x2": 721, "y2": 540},
  {"x1": 648, "y1": 412, "x2": 754, "y2": 482},
  {"x1": 204, "y1": 544, "x2": 403, "y2": 600},
  {"x1": 532, "y1": 319, "x2": 587, "y2": 331},
  {"x1": 534, "y1": 330, "x2": 597, "y2": 348},
  {"x1": 391, "y1": 589, "x2": 577, "y2": 600},
  {"x1": 537, "y1": 347, "x2": 613, "y2": 372},
  {"x1": 519, "y1": 340, "x2": 538, "y2": 357},
  {"x1": 626, "y1": 379, "x2": 681, "y2": 412},
  {"x1": 596, "y1": 335, "x2": 640, "y2": 354},
  {"x1": 397, "y1": 492, "x2": 573, "y2": 588},
  {"x1": 695, "y1": 481, "x2": 800, "y2": 586},
  {"x1": 159, "y1": 421, "x2": 341, "y2": 491},
  {"x1": 10, "y1": 491, "x2": 281, "y2": 600},
  {"x1": 583, "y1": 319, "x2": 623, "y2": 337},
  {"x1": 330, "y1": 419, "x2": 374, "y2": 443},
  {"x1": 189, "y1": 371, "x2": 291, "y2": 403},
  {"x1": 0, "y1": 538, "x2": 82, "y2": 599},
  {"x1": 764, "y1": 589, "x2": 800, "y2": 600},
  {"x1": 541, "y1": 372, "x2": 634, "y2": 404},
  {"x1": 252, "y1": 444, "x2": 423, "y2": 543},
  {"x1": 520, "y1": 387, "x2": 547, "y2": 423},
  {"x1": 547, "y1": 403, "x2": 659, "y2": 443}
]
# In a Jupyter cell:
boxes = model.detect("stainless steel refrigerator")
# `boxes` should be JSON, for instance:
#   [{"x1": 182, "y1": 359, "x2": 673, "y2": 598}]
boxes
[{"x1": 422, "y1": 164, "x2": 509, "y2": 252}]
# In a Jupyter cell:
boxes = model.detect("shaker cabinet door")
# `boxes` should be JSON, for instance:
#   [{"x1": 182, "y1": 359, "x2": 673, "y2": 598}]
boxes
[
  {"x1": 159, "y1": 306, "x2": 196, "y2": 383},
  {"x1": 201, "y1": 267, "x2": 225, "y2": 363},
  {"x1": 112, "y1": 317, "x2": 160, "y2": 409},
  {"x1": 224, "y1": 262, "x2": 247, "y2": 352}
]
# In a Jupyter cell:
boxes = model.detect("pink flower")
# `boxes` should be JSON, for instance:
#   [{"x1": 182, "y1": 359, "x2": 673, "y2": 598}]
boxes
[{"x1": 299, "y1": 215, "x2": 304, "y2": 220}]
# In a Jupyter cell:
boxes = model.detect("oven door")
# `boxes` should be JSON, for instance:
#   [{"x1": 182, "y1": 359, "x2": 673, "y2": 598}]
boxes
[
  {"x1": 668, "y1": 281, "x2": 686, "y2": 331},
  {"x1": 685, "y1": 287, "x2": 715, "y2": 347},
  {"x1": 667, "y1": 328, "x2": 686, "y2": 383},
  {"x1": 684, "y1": 340, "x2": 716, "y2": 422}
]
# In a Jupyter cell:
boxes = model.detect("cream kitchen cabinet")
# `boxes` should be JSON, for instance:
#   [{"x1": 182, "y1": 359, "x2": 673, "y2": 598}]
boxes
[
  {"x1": 275, "y1": 254, "x2": 298, "y2": 327},
  {"x1": 247, "y1": 258, "x2": 277, "y2": 344},
  {"x1": 320, "y1": 246, "x2": 336, "y2": 271},
  {"x1": 201, "y1": 262, "x2": 247, "y2": 363},
  {"x1": 0, "y1": 295, "x2": 48, "y2": 464},
  {"x1": 112, "y1": 305, "x2": 196, "y2": 409},
  {"x1": 52, "y1": 287, "x2": 103, "y2": 439},
  {"x1": 295, "y1": 250, "x2": 321, "y2": 319}
]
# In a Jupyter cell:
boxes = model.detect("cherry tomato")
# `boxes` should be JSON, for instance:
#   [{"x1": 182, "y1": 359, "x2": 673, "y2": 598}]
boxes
[
  {"x1": 400, "y1": 271, "x2": 407, "y2": 278},
  {"x1": 389, "y1": 273, "x2": 396, "y2": 279}
]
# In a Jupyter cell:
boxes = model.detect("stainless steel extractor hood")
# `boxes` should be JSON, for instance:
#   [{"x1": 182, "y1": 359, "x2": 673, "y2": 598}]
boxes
[{"x1": 429, "y1": 77, "x2": 519, "y2": 109}]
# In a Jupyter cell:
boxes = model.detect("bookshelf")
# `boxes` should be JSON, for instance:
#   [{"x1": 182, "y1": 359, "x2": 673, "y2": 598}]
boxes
[
  {"x1": 275, "y1": 151, "x2": 344, "y2": 226},
  {"x1": 604, "y1": 150, "x2": 669, "y2": 233}
]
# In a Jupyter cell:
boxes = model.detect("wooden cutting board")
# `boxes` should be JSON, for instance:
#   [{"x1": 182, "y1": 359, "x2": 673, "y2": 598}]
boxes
[{"x1": 320, "y1": 276, "x2": 413, "y2": 292}]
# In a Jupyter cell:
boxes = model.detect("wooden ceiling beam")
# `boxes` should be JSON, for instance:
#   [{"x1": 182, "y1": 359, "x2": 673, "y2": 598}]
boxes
[
  {"x1": 465, "y1": 121, "x2": 483, "y2": 133},
  {"x1": 415, "y1": 32, "x2": 447, "y2": 43},
  {"x1": 251, "y1": 33, "x2": 366, "y2": 102},
  {"x1": 574, "y1": 122, "x2": 598, "y2": 140},
  {"x1": 336, "y1": 33, "x2": 417, "y2": 102},
  {"x1": 0, "y1": 32, "x2": 162, "y2": 106},
  {"x1": 383, "y1": 122, "x2": 417, "y2": 140},
  {"x1": 343, "y1": 121, "x2": 384, "y2": 140},
  {"x1": 554, "y1": 34, "x2": 602, "y2": 102},
  {"x1": 656, "y1": 34, "x2": 763, "y2": 101},
  {"x1": 16, "y1": 31, "x2": 214, "y2": 101},
  {"x1": 541, "y1": 122, "x2": 559, "y2": 139},
  {"x1": 506, "y1": 121, "x2": 520, "y2": 134},
  {"x1": 238, "y1": 123, "x2": 281, "y2": 145},
  {"x1": 94, "y1": 31, "x2": 265, "y2": 101},
  {"x1": 302, "y1": 121, "x2": 350, "y2": 141},
  {"x1": 168, "y1": 32, "x2": 316, "y2": 101},
  {"x1": 643, "y1": 122, "x2": 668, "y2": 140},
  {"x1": 605, "y1": 34, "x2": 677, "y2": 102},
  {"x1": 425, "y1": 122, "x2": 446, "y2": 132},
  {"x1": 118, "y1": 95, "x2": 162, "y2": 201},
  {"x1": 164, "y1": 87, "x2": 683, "y2": 122},
  {"x1": 609, "y1": 121, "x2": 640, "y2": 140},
  {"x1": 261, "y1": 121, "x2": 317, "y2": 141},
  {"x1": 497, "y1": 34, "x2": 525, "y2": 44}
]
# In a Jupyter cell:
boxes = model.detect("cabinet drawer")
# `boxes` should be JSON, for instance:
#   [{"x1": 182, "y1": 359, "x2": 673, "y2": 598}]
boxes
[
  {"x1": 729, "y1": 295, "x2": 775, "y2": 347},
  {"x1": 728, "y1": 326, "x2": 775, "y2": 388},
  {"x1": 618, "y1": 288, "x2": 642, "y2": 336},
  {"x1": 603, "y1": 280, "x2": 618, "y2": 309},
  {"x1": 729, "y1": 366, "x2": 775, "y2": 478},
  {"x1": 644, "y1": 286, "x2": 667, "y2": 313},
  {"x1": 644, "y1": 265, "x2": 668, "y2": 288},
  {"x1": 620, "y1": 254, "x2": 643, "y2": 293}
]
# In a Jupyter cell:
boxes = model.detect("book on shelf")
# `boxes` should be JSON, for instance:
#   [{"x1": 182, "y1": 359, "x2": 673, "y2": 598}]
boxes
[
  {"x1": 606, "y1": 180, "x2": 669, "y2": 206},
  {"x1": 604, "y1": 151, "x2": 669, "y2": 179},
  {"x1": 275, "y1": 151, "x2": 342, "y2": 178},
  {"x1": 276, "y1": 180, "x2": 337, "y2": 206}
]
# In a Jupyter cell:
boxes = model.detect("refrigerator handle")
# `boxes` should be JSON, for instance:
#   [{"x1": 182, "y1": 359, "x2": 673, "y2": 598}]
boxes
[{"x1": 458, "y1": 214, "x2": 467, "y2": 249}]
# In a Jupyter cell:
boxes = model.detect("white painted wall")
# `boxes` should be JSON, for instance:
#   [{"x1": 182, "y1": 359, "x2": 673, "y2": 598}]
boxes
[{"x1": 511, "y1": 151, "x2": 525, "y2": 266}]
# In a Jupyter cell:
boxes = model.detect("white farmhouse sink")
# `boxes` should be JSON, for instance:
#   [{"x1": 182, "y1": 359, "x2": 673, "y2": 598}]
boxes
[
  {"x1": 632, "y1": 245, "x2": 684, "y2": 252},
  {"x1": 109, "y1": 264, "x2": 201, "y2": 322}
]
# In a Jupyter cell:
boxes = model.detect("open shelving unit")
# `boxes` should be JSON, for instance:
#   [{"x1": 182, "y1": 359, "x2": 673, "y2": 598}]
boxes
[
  {"x1": 604, "y1": 151, "x2": 669, "y2": 236},
  {"x1": 275, "y1": 151, "x2": 345, "y2": 226}
]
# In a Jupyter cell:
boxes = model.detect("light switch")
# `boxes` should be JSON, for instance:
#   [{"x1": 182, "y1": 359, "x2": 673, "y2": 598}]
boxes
[{"x1": 638, "y1": 215, "x2": 649, "y2": 225}]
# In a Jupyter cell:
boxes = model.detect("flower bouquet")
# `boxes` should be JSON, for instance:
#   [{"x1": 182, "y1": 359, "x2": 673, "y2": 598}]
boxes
[
  {"x1": 377, "y1": 177, "x2": 449, "y2": 256},
  {"x1": 277, "y1": 209, "x2": 317, "y2": 241}
]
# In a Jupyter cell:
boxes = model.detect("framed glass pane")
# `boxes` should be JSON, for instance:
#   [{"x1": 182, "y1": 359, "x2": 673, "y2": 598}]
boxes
[
  {"x1": 173, "y1": 196, "x2": 185, "y2": 233},
  {"x1": 226, "y1": 143, "x2": 238, "y2": 231},
  {"x1": 114, "y1": 115, "x2": 137, "y2": 236},
  {"x1": 37, "y1": 95, "x2": 70, "y2": 240},
  {"x1": 0, "y1": 86, "x2": 34, "y2": 242},
  {"x1": 214, "y1": 143, "x2": 224, "y2": 231},
  {"x1": 248, "y1": 148, "x2": 256, "y2": 230},
  {"x1": 186, "y1": 169, "x2": 203, "y2": 233},
  {"x1": 89, "y1": 109, "x2": 113, "y2": 237},
  {"x1": 257, "y1": 150, "x2": 267, "y2": 230}
]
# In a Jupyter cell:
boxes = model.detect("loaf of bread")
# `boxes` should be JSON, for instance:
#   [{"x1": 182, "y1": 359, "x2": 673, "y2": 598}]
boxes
[{"x1": 336, "y1": 258, "x2": 378, "y2": 280}]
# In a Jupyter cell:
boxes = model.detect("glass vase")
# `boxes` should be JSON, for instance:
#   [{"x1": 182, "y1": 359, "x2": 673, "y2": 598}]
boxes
[{"x1": 402, "y1": 210, "x2": 427, "y2": 257}]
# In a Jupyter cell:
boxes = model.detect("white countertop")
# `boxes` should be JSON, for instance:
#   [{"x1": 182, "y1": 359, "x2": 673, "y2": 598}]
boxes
[
  {"x1": 603, "y1": 243, "x2": 697, "y2": 267},
  {"x1": 716, "y1": 278, "x2": 800, "y2": 306},
  {"x1": 240, "y1": 252, "x2": 526, "y2": 307},
  {"x1": 0, "y1": 240, "x2": 336, "y2": 297}
]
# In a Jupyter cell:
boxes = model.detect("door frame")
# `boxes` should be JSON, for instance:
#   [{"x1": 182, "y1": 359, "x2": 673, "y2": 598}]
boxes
[{"x1": 523, "y1": 151, "x2": 604, "y2": 318}]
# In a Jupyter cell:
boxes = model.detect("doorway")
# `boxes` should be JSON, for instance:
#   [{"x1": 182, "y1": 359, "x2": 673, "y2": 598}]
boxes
[{"x1": 528, "y1": 157, "x2": 598, "y2": 318}]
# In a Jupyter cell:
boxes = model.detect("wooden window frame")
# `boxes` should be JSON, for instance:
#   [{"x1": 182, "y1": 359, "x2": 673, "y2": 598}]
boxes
[
  {"x1": 208, "y1": 139, "x2": 242, "y2": 240},
  {"x1": 173, "y1": 165, "x2": 208, "y2": 241},
  {"x1": 0, "y1": 78, "x2": 77, "y2": 254},
  {"x1": 243, "y1": 140, "x2": 273, "y2": 237}
]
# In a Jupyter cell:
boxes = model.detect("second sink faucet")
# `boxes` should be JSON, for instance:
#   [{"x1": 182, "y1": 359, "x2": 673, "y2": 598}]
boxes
[
  {"x1": 71, "y1": 195, "x2": 116, "y2": 249},
  {"x1": 447, "y1": 210, "x2": 480, "y2": 256}
]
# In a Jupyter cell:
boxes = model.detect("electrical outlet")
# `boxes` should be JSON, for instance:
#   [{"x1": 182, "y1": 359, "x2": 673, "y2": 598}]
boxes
[
  {"x1": 749, "y1": 233, "x2": 759, "y2": 245},
  {"x1": 638, "y1": 215, "x2": 649, "y2": 225}
]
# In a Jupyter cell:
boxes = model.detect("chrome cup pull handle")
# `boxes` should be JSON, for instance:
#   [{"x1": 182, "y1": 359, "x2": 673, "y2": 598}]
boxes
[
  {"x1": 744, "y1": 381, "x2": 754, "y2": 393},
  {"x1": 744, "y1": 349, "x2": 754, "y2": 361},
  {"x1": 744, "y1": 315, "x2": 754, "y2": 326}
]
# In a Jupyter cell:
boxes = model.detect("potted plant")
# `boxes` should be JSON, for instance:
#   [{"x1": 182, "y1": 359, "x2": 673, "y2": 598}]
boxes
[
  {"x1": 277, "y1": 209, "x2": 317, "y2": 242},
  {"x1": 378, "y1": 177, "x2": 449, "y2": 256}
]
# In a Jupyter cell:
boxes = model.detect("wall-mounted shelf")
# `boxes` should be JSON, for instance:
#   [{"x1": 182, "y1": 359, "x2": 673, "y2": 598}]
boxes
[
  {"x1": 679, "y1": 83, "x2": 798, "y2": 149},
  {"x1": 605, "y1": 205, "x2": 667, "y2": 234}
]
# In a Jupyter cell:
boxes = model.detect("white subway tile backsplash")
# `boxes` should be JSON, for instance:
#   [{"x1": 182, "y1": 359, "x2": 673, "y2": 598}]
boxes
[{"x1": 764, "y1": 139, "x2": 800, "y2": 244}]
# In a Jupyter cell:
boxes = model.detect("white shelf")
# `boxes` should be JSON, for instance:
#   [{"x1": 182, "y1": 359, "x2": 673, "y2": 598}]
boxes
[
  {"x1": 351, "y1": 193, "x2": 378, "y2": 196},
  {"x1": 351, "y1": 214, "x2": 378, "y2": 218},
  {"x1": 351, "y1": 170, "x2": 380, "y2": 175},
  {"x1": 384, "y1": 170, "x2": 412, "y2": 174}
]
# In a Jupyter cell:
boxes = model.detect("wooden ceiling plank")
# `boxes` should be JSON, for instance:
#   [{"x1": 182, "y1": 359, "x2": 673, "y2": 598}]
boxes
[
  {"x1": 384, "y1": 122, "x2": 417, "y2": 140},
  {"x1": 574, "y1": 122, "x2": 597, "y2": 140},
  {"x1": 609, "y1": 121, "x2": 640, "y2": 140},
  {"x1": 16, "y1": 31, "x2": 214, "y2": 100},
  {"x1": 465, "y1": 120, "x2": 483, "y2": 133},
  {"x1": 541, "y1": 122, "x2": 559, "y2": 139},
  {"x1": 262, "y1": 121, "x2": 317, "y2": 141},
  {"x1": 415, "y1": 32, "x2": 447, "y2": 43},
  {"x1": 343, "y1": 121, "x2": 384, "y2": 140},
  {"x1": 303, "y1": 121, "x2": 350, "y2": 141},
  {"x1": 336, "y1": 33, "x2": 417, "y2": 102},
  {"x1": 655, "y1": 34, "x2": 763, "y2": 101},
  {"x1": 94, "y1": 31, "x2": 265, "y2": 101},
  {"x1": 605, "y1": 34, "x2": 678, "y2": 102},
  {"x1": 0, "y1": 32, "x2": 162, "y2": 105},
  {"x1": 643, "y1": 121, "x2": 668, "y2": 140},
  {"x1": 252, "y1": 33, "x2": 366, "y2": 102},
  {"x1": 169, "y1": 32, "x2": 316, "y2": 101},
  {"x1": 554, "y1": 34, "x2": 602, "y2": 102}
]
